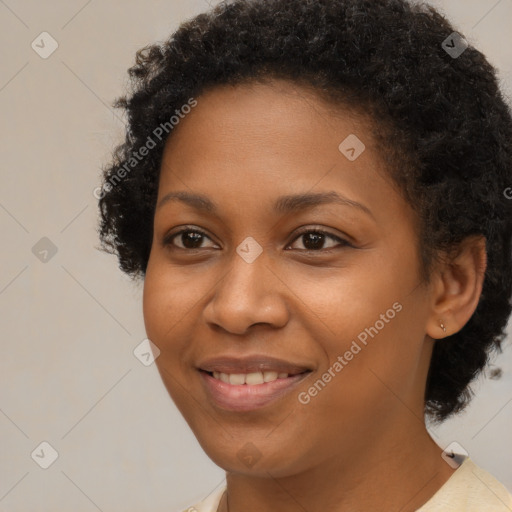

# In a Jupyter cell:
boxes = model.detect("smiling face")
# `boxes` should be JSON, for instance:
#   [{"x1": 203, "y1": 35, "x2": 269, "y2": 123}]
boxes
[{"x1": 142, "y1": 78, "x2": 438, "y2": 477}]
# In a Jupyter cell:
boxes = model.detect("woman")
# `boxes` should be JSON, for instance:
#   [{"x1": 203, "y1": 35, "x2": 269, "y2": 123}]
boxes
[{"x1": 97, "y1": 0, "x2": 512, "y2": 510}]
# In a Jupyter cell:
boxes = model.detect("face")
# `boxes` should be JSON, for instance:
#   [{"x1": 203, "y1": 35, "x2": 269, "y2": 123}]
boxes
[{"x1": 143, "y1": 79, "x2": 436, "y2": 477}]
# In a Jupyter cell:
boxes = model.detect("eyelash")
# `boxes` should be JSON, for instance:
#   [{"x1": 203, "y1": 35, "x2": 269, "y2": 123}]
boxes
[{"x1": 162, "y1": 226, "x2": 352, "y2": 253}]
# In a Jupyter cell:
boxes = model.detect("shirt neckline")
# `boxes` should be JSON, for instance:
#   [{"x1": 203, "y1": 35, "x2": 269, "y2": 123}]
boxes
[{"x1": 192, "y1": 456, "x2": 473, "y2": 512}]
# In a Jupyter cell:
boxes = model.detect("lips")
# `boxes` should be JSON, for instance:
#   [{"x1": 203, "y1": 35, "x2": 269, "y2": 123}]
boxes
[
  {"x1": 199, "y1": 371, "x2": 310, "y2": 411},
  {"x1": 197, "y1": 355, "x2": 312, "y2": 376},
  {"x1": 197, "y1": 355, "x2": 313, "y2": 411}
]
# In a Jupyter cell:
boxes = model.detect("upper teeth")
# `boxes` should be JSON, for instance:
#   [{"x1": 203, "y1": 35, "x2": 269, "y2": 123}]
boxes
[{"x1": 212, "y1": 371, "x2": 289, "y2": 385}]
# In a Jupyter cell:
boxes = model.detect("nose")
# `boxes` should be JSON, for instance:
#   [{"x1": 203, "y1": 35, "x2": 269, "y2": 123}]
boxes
[{"x1": 202, "y1": 250, "x2": 290, "y2": 335}]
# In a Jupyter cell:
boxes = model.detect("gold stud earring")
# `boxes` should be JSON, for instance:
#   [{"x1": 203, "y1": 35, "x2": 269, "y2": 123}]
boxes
[{"x1": 439, "y1": 321, "x2": 447, "y2": 333}]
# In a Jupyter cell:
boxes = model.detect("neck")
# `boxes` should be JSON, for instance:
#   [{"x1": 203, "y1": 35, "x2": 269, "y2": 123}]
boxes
[{"x1": 218, "y1": 421, "x2": 456, "y2": 512}]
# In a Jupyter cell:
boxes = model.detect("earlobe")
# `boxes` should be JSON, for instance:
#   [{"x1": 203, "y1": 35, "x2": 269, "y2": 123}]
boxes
[{"x1": 426, "y1": 235, "x2": 487, "y2": 340}]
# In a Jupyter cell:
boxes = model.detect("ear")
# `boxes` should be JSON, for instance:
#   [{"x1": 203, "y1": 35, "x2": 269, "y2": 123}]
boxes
[{"x1": 425, "y1": 235, "x2": 487, "y2": 340}]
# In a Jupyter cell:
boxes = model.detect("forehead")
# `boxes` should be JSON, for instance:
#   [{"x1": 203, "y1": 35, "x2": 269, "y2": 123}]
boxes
[
  {"x1": 160, "y1": 79, "x2": 378, "y2": 182},
  {"x1": 168, "y1": 78, "x2": 368, "y2": 143},
  {"x1": 156, "y1": 79, "x2": 410, "y2": 228}
]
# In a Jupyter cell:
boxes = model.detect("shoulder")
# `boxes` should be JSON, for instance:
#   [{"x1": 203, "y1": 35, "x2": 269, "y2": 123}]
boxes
[
  {"x1": 417, "y1": 457, "x2": 512, "y2": 511},
  {"x1": 177, "y1": 485, "x2": 226, "y2": 512}
]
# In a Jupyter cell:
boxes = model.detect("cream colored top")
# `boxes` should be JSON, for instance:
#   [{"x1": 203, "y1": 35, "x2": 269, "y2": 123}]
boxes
[{"x1": 179, "y1": 457, "x2": 512, "y2": 512}]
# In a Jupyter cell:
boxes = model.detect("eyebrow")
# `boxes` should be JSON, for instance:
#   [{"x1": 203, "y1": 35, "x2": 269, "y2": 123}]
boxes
[{"x1": 157, "y1": 190, "x2": 374, "y2": 219}]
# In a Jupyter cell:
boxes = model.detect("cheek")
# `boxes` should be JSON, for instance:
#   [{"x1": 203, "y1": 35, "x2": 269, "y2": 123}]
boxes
[
  {"x1": 301, "y1": 252, "x2": 424, "y2": 408},
  {"x1": 142, "y1": 254, "x2": 206, "y2": 342},
  {"x1": 142, "y1": 259, "x2": 203, "y2": 416},
  {"x1": 142, "y1": 266, "x2": 172, "y2": 343}
]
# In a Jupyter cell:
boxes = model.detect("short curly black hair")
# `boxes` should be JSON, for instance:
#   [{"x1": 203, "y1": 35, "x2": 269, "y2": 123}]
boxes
[{"x1": 97, "y1": 0, "x2": 512, "y2": 422}]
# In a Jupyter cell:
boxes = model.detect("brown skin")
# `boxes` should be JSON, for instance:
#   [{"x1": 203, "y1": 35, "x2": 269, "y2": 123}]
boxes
[{"x1": 142, "y1": 79, "x2": 487, "y2": 512}]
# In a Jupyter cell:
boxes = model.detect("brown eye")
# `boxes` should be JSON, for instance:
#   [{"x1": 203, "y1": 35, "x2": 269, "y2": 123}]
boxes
[
  {"x1": 288, "y1": 229, "x2": 351, "y2": 251},
  {"x1": 163, "y1": 228, "x2": 217, "y2": 250}
]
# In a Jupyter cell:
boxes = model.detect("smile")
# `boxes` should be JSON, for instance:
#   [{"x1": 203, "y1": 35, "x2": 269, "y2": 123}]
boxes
[
  {"x1": 211, "y1": 370, "x2": 288, "y2": 385},
  {"x1": 199, "y1": 369, "x2": 311, "y2": 411}
]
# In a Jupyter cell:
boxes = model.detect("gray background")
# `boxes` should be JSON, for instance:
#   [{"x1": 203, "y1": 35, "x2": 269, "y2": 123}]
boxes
[{"x1": 0, "y1": 1, "x2": 511, "y2": 511}]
